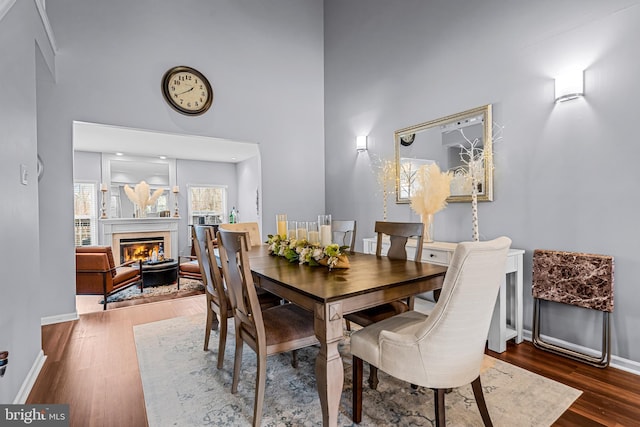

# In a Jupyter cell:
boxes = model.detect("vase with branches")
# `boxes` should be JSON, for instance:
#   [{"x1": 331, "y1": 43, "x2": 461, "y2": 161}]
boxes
[
  {"x1": 409, "y1": 163, "x2": 452, "y2": 242},
  {"x1": 124, "y1": 181, "x2": 164, "y2": 218},
  {"x1": 375, "y1": 158, "x2": 396, "y2": 221}
]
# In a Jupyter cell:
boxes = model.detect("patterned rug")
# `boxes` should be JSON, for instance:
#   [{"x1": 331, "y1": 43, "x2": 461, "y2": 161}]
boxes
[
  {"x1": 134, "y1": 315, "x2": 582, "y2": 426},
  {"x1": 101, "y1": 279, "x2": 204, "y2": 304}
]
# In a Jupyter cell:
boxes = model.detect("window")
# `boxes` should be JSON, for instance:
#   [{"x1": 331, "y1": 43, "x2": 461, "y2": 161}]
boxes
[
  {"x1": 188, "y1": 185, "x2": 227, "y2": 225},
  {"x1": 74, "y1": 182, "x2": 97, "y2": 246}
]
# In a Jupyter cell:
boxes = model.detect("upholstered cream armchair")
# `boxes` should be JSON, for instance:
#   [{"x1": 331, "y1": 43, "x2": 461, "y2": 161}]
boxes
[{"x1": 351, "y1": 237, "x2": 511, "y2": 426}]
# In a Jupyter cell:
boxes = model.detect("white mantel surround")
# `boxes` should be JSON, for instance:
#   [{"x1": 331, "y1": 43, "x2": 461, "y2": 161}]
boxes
[{"x1": 99, "y1": 217, "x2": 180, "y2": 262}]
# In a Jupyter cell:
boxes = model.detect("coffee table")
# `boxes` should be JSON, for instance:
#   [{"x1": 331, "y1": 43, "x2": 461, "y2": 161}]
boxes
[{"x1": 140, "y1": 259, "x2": 178, "y2": 288}]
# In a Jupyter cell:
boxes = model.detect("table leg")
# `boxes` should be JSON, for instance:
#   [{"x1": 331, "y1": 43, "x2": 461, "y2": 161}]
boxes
[
  {"x1": 488, "y1": 277, "x2": 507, "y2": 353},
  {"x1": 314, "y1": 301, "x2": 345, "y2": 427},
  {"x1": 514, "y1": 255, "x2": 524, "y2": 344}
]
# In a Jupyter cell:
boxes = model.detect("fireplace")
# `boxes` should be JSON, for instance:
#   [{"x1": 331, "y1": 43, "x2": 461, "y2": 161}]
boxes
[
  {"x1": 99, "y1": 218, "x2": 179, "y2": 264},
  {"x1": 119, "y1": 236, "x2": 166, "y2": 264}
]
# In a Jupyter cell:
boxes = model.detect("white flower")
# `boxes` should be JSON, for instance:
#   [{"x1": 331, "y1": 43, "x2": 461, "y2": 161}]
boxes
[{"x1": 312, "y1": 248, "x2": 324, "y2": 261}]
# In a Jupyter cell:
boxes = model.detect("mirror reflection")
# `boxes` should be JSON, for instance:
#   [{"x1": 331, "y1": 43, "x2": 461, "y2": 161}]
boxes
[
  {"x1": 102, "y1": 154, "x2": 175, "y2": 218},
  {"x1": 395, "y1": 104, "x2": 493, "y2": 203}
]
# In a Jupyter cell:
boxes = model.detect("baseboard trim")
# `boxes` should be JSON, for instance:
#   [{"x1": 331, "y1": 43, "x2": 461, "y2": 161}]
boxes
[
  {"x1": 13, "y1": 350, "x2": 47, "y2": 404},
  {"x1": 522, "y1": 329, "x2": 640, "y2": 376},
  {"x1": 41, "y1": 311, "x2": 79, "y2": 326}
]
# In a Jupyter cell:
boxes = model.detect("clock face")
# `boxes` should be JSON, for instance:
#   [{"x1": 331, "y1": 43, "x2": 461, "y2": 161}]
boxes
[{"x1": 162, "y1": 66, "x2": 213, "y2": 116}]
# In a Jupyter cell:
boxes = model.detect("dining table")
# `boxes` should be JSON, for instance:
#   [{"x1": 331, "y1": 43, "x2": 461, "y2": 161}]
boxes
[{"x1": 248, "y1": 247, "x2": 447, "y2": 427}]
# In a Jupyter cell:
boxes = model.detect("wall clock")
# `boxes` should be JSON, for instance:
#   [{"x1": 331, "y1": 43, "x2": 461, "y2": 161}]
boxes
[
  {"x1": 400, "y1": 133, "x2": 415, "y2": 146},
  {"x1": 161, "y1": 66, "x2": 213, "y2": 116}
]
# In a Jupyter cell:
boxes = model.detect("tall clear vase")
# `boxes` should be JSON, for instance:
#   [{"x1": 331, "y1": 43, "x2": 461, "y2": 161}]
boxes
[{"x1": 422, "y1": 213, "x2": 434, "y2": 243}]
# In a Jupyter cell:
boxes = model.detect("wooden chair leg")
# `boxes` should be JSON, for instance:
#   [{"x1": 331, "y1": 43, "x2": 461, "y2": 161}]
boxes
[
  {"x1": 367, "y1": 365, "x2": 379, "y2": 390},
  {"x1": 203, "y1": 309, "x2": 214, "y2": 351},
  {"x1": 253, "y1": 353, "x2": 267, "y2": 427},
  {"x1": 471, "y1": 376, "x2": 493, "y2": 427},
  {"x1": 352, "y1": 356, "x2": 363, "y2": 424},
  {"x1": 345, "y1": 319, "x2": 352, "y2": 331},
  {"x1": 433, "y1": 388, "x2": 446, "y2": 427},
  {"x1": 216, "y1": 314, "x2": 227, "y2": 370},
  {"x1": 291, "y1": 349, "x2": 298, "y2": 368},
  {"x1": 231, "y1": 329, "x2": 243, "y2": 394}
]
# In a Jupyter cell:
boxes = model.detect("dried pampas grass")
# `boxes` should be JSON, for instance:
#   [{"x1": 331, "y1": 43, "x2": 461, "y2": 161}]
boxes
[
  {"x1": 410, "y1": 164, "x2": 452, "y2": 216},
  {"x1": 124, "y1": 181, "x2": 165, "y2": 212}
]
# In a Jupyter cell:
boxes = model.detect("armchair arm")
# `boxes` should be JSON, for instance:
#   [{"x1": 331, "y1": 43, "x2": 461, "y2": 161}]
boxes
[{"x1": 120, "y1": 259, "x2": 142, "y2": 269}]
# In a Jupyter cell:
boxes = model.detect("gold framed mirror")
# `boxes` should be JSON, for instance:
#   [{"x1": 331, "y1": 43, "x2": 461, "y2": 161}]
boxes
[{"x1": 395, "y1": 104, "x2": 493, "y2": 203}]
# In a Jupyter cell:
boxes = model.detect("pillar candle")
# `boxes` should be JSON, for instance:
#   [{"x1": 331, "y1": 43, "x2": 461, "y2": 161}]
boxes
[{"x1": 320, "y1": 224, "x2": 332, "y2": 247}]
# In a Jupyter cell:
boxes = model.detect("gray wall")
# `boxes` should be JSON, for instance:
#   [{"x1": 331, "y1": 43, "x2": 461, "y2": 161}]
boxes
[
  {"x1": 324, "y1": 0, "x2": 640, "y2": 364},
  {"x1": 36, "y1": 0, "x2": 324, "y2": 318},
  {"x1": 0, "y1": 0, "x2": 55, "y2": 404},
  {"x1": 2, "y1": 0, "x2": 324, "y2": 402},
  {"x1": 175, "y1": 158, "x2": 239, "y2": 256}
]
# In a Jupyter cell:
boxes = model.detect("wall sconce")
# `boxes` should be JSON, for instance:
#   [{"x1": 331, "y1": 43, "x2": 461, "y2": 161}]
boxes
[
  {"x1": 555, "y1": 69, "x2": 584, "y2": 102},
  {"x1": 356, "y1": 135, "x2": 368, "y2": 152}
]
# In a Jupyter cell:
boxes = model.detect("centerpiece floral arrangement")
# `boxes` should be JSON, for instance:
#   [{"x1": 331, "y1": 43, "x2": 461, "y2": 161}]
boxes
[{"x1": 266, "y1": 234, "x2": 350, "y2": 270}]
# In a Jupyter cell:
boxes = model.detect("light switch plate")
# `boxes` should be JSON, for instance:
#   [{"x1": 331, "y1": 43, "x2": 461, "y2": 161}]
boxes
[{"x1": 20, "y1": 164, "x2": 28, "y2": 185}]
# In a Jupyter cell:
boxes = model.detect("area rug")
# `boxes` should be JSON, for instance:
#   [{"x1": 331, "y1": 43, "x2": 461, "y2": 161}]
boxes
[
  {"x1": 101, "y1": 279, "x2": 204, "y2": 304},
  {"x1": 134, "y1": 315, "x2": 582, "y2": 427}
]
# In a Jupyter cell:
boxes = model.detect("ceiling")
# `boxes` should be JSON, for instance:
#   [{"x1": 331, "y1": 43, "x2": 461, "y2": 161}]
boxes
[{"x1": 73, "y1": 121, "x2": 259, "y2": 163}]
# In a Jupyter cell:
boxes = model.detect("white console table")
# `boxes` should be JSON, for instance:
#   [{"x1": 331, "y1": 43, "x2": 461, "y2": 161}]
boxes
[{"x1": 362, "y1": 238, "x2": 525, "y2": 353}]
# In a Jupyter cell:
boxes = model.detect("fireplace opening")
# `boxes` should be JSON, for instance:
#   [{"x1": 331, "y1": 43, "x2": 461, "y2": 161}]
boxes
[{"x1": 119, "y1": 237, "x2": 167, "y2": 264}]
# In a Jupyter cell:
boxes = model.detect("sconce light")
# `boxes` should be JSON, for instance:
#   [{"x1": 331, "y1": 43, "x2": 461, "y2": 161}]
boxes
[
  {"x1": 356, "y1": 135, "x2": 368, "y2": 152},
  {"x1": 555, "y1": 69, "x2": 584, "y2": 102}
]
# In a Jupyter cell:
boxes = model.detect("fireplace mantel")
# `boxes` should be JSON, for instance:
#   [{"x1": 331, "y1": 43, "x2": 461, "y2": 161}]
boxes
[{"x1": 99, "y1": 218, "x2": 180, "y2": 261}]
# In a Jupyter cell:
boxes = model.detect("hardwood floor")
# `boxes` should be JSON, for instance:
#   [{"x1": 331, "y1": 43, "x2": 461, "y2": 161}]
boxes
[{"x1": 28, "y1": 295, "x2": 640, "y2": 426}]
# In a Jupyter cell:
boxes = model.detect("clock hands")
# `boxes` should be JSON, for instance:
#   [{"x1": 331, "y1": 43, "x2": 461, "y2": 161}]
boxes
[{"x1": 175, "y1": 87, "x2": 194, "y2": 96}]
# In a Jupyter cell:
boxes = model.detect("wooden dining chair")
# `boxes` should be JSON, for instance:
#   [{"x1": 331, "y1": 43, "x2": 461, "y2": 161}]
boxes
[
  {"x1": 351, "y1": 237, "x2": 512, "y2": 426},
  {"x1": 332, "y1": 220, "x2": 357, "y2": 252},
  {"x1": 196, "y1": 226, "x2": 281, "y2": 369},
  {"x1": 192, "y1": 225, "x2": 231, "y2": 369},
  {"x1": 344, "y1": 221, "x2": 425, "y2": 389},
  {"x1": 217, "y1": 229, "x2": 319, "y2": 427},
  {"x1": 219, "y1": 221, "x2": 262, "y2": 246}
]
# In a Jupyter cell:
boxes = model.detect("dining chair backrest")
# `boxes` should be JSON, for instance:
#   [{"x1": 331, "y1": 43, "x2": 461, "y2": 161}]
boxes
[
  {"x1": 412, "y1": 237, "x2": 511, "y2": 386},
  {"x1": 374, "y1": 221, "x2": 424, "y2": 261},
  {"x1": 217, "y1": 229, "x2": 263, "y2": 334},
  {"x1": 204, "y1": 227, "x2": 227, "y2": 297},
  {"x1": 332, "y1": 220, "x2": 357, "y2": 252},
  {"x1": 192, "y1": 225, "x2": 213, "y2": 291},
  {"x1": 219, "y1": 222, "x2": 262, "y2": 246}
]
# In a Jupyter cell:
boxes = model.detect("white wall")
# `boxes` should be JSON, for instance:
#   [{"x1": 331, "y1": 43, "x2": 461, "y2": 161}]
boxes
[
  {"x1": 236, "y1": 155, "x2": 263, "y2": 235},
  {"x1": 324, "y1": 0, "x2": 640, "y2": 364},
  {"x1": 0, "y1": 0, "x2": 55, "y2": 403}
]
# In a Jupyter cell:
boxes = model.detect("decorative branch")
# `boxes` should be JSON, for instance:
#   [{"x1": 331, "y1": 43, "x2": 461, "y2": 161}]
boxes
[
  {"x1": 457, "y1": 122, "x2": 504, "y2": 241},
  {"x1": 371, "y1": 158, "x2": 396, "y2": 221}
]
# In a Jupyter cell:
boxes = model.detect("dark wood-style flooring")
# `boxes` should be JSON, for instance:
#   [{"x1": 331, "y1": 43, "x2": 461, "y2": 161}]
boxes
[{"x1": 28, "y1": 295, "x2": 640, "y2": 426}]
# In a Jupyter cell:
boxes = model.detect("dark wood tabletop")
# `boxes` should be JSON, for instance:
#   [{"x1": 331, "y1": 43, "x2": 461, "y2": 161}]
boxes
[{"x1": 249, "y1": 250, "x2": 447, "y2": 313}]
